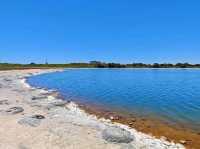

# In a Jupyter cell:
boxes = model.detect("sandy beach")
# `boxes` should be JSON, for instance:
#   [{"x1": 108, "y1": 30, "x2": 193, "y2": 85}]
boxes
[{"x1": 0, "y1": 69, "x2": 184, "y2": 149}]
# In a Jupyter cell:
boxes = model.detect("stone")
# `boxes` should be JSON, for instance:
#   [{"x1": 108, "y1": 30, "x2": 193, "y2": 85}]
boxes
[
  {"x1": 0, "y1": 100, "x2": 9, "y2": 105},
  {"x1": 128, "y1": 122, "x2": 133, "y2": 126},
  {"x1": 180, "y1": 140, "x2": 186, "y2": 144},
  {"x1": 4, "y1": 78, "x2": 11, "y2": 82},
  {"x1": 121, "y1": 144, "x2": 136, "y2": 149},
  {"x1": 109, "y1": 116, "x2": 120, "y2": 120},
  {"x1": 40, "y1": 91, "x2": 58, "y2": 96},
  {"x1": 18, "y1": 114, "x2": 45, "y2": 127},
  {"x1": 102, "y1": 126, "x2": 134, "y2": 143},
  {"x1": 31, "y1": 96, "x2": 46, "y2": 100},
  {"x1": 131, "y1": 118, "x2": 136, "y2": 122},
  {"x1": 32, "y1": 114, "x2": 45, "y2": 119},
  {"x1": 12, "y1": 89, "x2": 24, "y2": 92},
  {"x1": 47, "y1": 100, "x2": 68, "y2": 109},
  {"x1": 109, "y1": 116, "x2": 114, "y2": 120},
  {"x1": 5, "y1": 107, "x2": 24, "y2": 114},
  {"x1": 19, "y1": 144, "x2": 29, "y2": 149},
  {"x1": 51, "y1": 100, "x2": 68, "y2": 107}
]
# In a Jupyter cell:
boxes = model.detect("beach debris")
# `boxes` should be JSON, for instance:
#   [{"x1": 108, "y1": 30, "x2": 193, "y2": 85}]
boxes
[
  {"x1": 102, "y1": 126, "x2": 134, "y2": 143},
  {"x1": 18, "y1": 114, "x2": 45, "y2": 127},
  {"x1": 5, "y1": 106, "x2": 24, "y2": 114}
]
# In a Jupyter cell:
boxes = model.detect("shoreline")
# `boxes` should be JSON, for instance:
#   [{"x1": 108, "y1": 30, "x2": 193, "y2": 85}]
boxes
[
  {"x1": 0, "y1": 69, "x2": 185, "y2": 148},
  {"x1": 26, "y1": 68, "x2": 200, "y2": 148},
  {"x1": 77, "y1": 102, "x2": 200, "y2": 148}
]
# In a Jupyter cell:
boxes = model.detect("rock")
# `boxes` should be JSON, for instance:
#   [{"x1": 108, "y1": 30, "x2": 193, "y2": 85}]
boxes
[
  {"x1": 36, "y1": 87, "x2": 44, "y2": 89},
  {"x1": 4, "y1": 78, "x2": 11, "y2": 82},
  {"x1": 5, "y1": 107, "x2": 24, "y2": 114},
  {"x1": 109, "y1": 116, "x2": 120, "y2": 120},
  {"x1": 12, "y1": 89, "x2": 24, "y2": 92},
  {"x1": 180, "y1": 140, "x2": 186, "y2": 144},
  {"x1": 29, "y1": 88, "x2": 37, "y2": 91},
  {"x1": 51, "y1": 100, "x2": 68, "y2": 106},
  {"x1": 109, "y1": 116, "x2": 114, "y2": 120},
  {"x1": 128, "y1": 122, "x2": 133, "y2": 126},
  {"x1": 47, "y1": 100, "x2": 68, "y2": 109},
  {"x1": 19, "y1": 144, "x2": 29, "y2": 149},
  {"x1": 32, "y1": 114, "x2": 45, "y2": 119},
  {"x1": 131, "y1": 118, "x2": 136, "y2": 122},
  {"x1": 40, "y1": 91, "x2": 58, "y2": 96},
  {"x1": 17, "y1": 76, "x2": 25, "y2": 80},
  {"x1": 160, "y1": 136, "x2": 167, "y2": 141},
  {"x1": 18, "y1": 114, "x2": 45, "y2": 127},
  {"x1": 102, "y1": 126, "x2": 134, "y2": 143},
  {"x1": 121, "y1": 144, "x2": 136, "y2": 149},
  {"x1": 0, "y1": 100, "x2": 9, "y2": 105},
  {"x1": 31, "y1": 96, "x2": 46, "y2": 100}
]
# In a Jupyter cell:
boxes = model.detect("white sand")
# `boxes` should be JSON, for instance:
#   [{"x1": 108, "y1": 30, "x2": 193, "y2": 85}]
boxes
[{"x1": 0, "y1": 69, "x2": 185, "y2": 149}]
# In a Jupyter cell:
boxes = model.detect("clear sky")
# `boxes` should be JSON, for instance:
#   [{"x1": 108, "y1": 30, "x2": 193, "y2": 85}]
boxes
[{"x1": 0, "y1": 0, "x2": 200, "y2": 64}]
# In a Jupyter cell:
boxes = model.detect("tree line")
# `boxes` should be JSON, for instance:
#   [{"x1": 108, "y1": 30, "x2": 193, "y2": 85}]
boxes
[
  {"x1": 1, "y1": 61, "x2": 200, "y2": 70},
  {"x1": 89, "y1": 61, "x2": 200, "y2": 68}
]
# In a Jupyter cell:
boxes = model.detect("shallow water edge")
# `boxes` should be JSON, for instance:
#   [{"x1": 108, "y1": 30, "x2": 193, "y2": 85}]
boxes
[{"x1": 25, "y1": 69, "x2": 200, "y2": 148}]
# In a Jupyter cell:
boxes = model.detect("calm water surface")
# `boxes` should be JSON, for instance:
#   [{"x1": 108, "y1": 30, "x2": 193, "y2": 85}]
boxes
[{"x1": 28, "y1": 69, "x2": 200, "y2": 131}]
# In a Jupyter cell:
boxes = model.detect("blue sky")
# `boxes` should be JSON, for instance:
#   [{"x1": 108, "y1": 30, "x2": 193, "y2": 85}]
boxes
[{"x1": 0, "y1": 0, "x2": 200, "y2": 64}]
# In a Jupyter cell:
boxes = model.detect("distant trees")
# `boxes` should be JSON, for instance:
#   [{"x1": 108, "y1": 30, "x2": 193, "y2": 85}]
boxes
[
  {"x1": 175, "y1": 63, "x2": 192, "y2": 68},
  {"x1": 1, "y1": 61, "x2": 200, "y2": 70},
  {"x1": 89, "y1": 61, "x2": 200, "y2": 68},
  {"x1": 29, "y1": 62, "x2": 36, "y2": 65}
]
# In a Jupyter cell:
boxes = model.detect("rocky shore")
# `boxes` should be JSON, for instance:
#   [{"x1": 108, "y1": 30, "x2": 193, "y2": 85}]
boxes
[{"x1": 0, "y1": 69, "x2": 184, "y2": 149}]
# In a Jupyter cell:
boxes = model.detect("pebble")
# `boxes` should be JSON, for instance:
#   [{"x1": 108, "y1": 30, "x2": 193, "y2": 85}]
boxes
[
  {"x1": 180, "y1": 140, "x2": 187, "y2": 144},
  {"x1": 5, "y1": 106, "x2": 24, "y2": 114},
  {"x1": 128, "y1": 122, "x2": 133, "y2": 126},
  {"x1": 31, "y1": 96, "x2": 46, "y2": 100},
  {"x1": 18, "y1": 114, "x2": 45, "y2": 127},
  {"x1": 32, "y1": 114, "x2": 45, "y2": 119}
]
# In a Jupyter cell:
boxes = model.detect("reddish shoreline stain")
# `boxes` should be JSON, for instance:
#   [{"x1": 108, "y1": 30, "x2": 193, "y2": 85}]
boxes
[{"x1": 76, "y1": 102, "x2": 200, "y2": 149}]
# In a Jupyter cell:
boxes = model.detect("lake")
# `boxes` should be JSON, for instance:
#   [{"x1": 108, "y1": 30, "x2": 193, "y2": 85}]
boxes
[{"x1": 28, "y1": 68, "x2": 200, "y2": 131}]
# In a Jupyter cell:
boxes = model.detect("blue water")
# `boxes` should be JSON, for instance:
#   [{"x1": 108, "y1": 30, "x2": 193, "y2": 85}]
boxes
[{"x1": 28, "y1": 69, "x2": 200, "y2": 131}]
